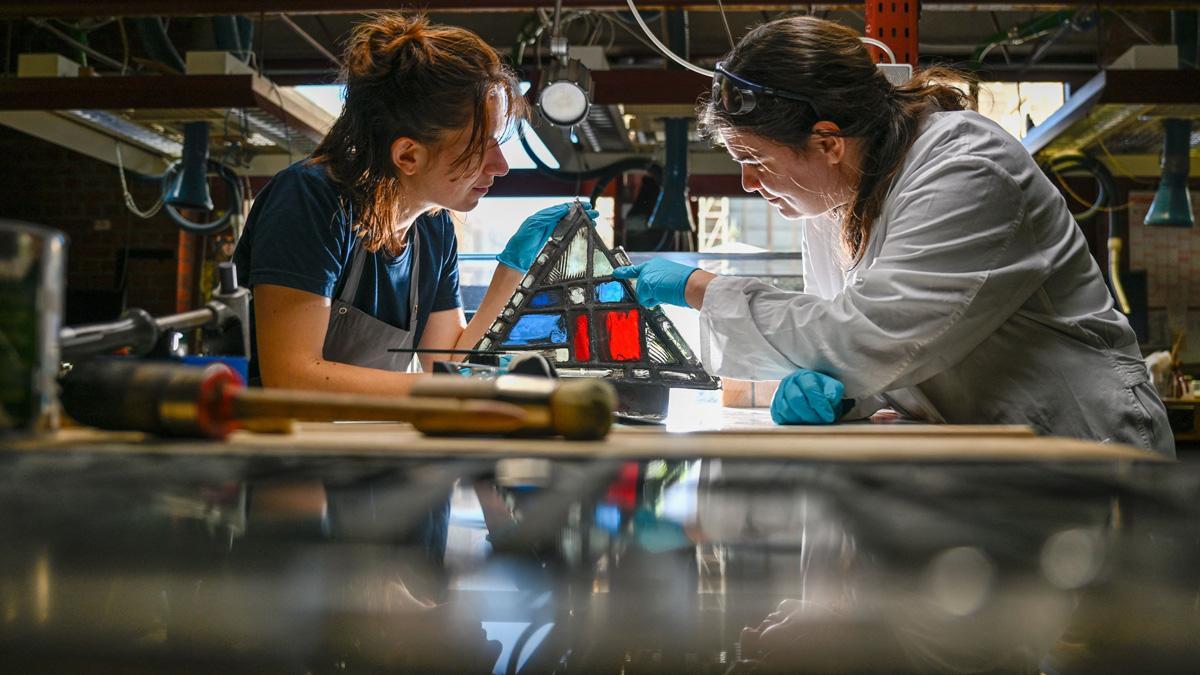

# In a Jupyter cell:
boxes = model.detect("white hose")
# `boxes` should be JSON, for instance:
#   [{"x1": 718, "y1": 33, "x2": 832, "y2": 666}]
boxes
[
  {"x1": 115, "y1": 143, "x2": 164, "y2": 219},
  {"x1": 623, "y1": 3, "x2": 899, "y2": 82},
  {"x1": 859, "y1": 37, "x2": 897, "y2": 64},
  {"x1": 623, "y1": 0, "x2": 714, "y2": 77}
]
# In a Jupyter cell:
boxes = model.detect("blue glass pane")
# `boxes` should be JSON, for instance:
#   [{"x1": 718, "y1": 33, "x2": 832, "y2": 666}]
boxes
[
  {"x1": 595, "y1": 281, "x2": 627, "y2": 303},
  {"x1": 503, "y1": 313, "x2": 567, "y2": 345},
  {"x1": 529, "y1": 289, "x2": 561, "y2": 307}
]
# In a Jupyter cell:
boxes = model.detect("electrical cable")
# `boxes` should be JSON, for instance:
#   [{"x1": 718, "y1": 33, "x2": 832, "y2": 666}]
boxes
[
  {"x1": 587, "y1": 158, "x2": 662, "y2": 208},
  {"x1": 161, "y1": 162, "x2": 243, "y2": 235},
  {"x1": 599, "y1": 13, "x2": 661, "y2": 55},
  {"x1": 517, "y1": 122, "x2": 659, "y2": 183},
  {"x1": 279, "y1": 13, "x2": 342, "y2": 68},
  {"x1": 115, "y1": 144, "x2": 243, "y2": 235},
  {"x1": 116, "y1": 18, "x2": 131, "y2": 74},
  {"x1": 623, "y1": 0, "x2": 714, "y2": 77},
  {"x1": 1095, "y1": 137, "x2": 1155, "y2": 185},
  {"x1": 716, "y1": 0, "x2": 736, "y2": 49},
  {"x1": 115, "y1": 143, "x2": 165, "y2": 219},
  {"x1": 1045, "y1": 157, "x2": 1128, "y2": 215},
  {"x1": 1112, "y1": 11, "x2": 1156, "y2": 44}
]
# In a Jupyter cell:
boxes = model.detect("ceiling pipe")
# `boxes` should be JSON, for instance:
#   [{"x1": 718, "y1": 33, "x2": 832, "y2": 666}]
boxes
[{"x1": 3, "y1": 1, "x2": 1194, "y2": 18}]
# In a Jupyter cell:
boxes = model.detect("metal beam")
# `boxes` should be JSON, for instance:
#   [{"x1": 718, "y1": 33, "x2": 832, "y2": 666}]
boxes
[
  {"x1": 0, "y1": 1, "x2": 1193, "y2": 19},
  {"x1": 530, "y1": 68, "x2": 710, "y2": 106},
  {"x1": 0, "y1": 74, "x2": 332, "y2": 143},
  {"x1": 0, "y1": 110, "x2": 169, "y2": 174},
  {"x1": 1022, "y1": 70, "x2": 1200, "y2": 155}
]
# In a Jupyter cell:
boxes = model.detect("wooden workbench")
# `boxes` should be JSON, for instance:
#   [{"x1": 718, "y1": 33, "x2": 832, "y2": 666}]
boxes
[{"x1": 6, "y1": 414, "x2": 1162, "y2": 463}]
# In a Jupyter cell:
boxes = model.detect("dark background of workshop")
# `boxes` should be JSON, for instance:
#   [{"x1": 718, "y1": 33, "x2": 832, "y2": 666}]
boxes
[{"x1": 1, "y1": 1, "x2": 1198, "y2": 444}]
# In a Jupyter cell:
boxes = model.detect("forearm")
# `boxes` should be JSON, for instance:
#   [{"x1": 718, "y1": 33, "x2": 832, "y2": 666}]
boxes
[
  {"x1": 685, "y1": 269, "x2": 717, "y2": 309},
  {"x1": 261, "y1": 357, "x2": 428, "y2": 395},
  {"x1": 455, "y1": 263, "x2": 524, "y2": 350}
]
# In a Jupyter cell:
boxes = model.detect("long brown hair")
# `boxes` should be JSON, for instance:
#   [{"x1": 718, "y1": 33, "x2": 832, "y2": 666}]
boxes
[
  {"x1": 311, "y1": 13, "x2": 528, "y2": 253},
  {"x1": 700, "y1": 16, "x2": 973, "y2": 266}
]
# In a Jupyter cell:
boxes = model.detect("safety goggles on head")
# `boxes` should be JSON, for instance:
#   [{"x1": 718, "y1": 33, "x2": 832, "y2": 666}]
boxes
[{"x1": 712, "y1": 61, "x2": 816, "y2": 116}]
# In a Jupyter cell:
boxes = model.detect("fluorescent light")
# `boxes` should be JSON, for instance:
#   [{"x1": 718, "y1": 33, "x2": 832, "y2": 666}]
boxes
[{"x1": 64, "y1": 109, "x2": 182, "y2": 156}]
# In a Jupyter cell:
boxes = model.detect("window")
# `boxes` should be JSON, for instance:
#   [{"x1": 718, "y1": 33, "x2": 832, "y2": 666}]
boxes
[
  {"x1": 452, "y1": 197, "x2": 614, "y2": 254},
  {"x1": 976, "y1": 81, "x2": 1066, "y2": 140},
  {"x1": 696, "y1": 196, "x2": 805, "y2": 252}
]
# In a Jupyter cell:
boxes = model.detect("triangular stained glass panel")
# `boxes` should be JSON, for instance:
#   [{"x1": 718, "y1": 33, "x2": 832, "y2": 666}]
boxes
[{"x1": 473, "y1": 202, "x2": 720, "y2": 391}]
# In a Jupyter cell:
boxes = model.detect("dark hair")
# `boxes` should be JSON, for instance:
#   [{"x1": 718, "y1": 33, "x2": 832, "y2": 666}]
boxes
[
  {"x1": 700, "y1": 16, "x2": 974, "y2": 265},
  {"x1": 311, "y1": 13, "x2": 528, "y2": 253}
]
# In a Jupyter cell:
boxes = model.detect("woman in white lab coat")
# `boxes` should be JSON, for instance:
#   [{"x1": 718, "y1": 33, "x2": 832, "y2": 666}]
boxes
[{"x1": 612, "y1": 16, "x2": 1173, "y2": 456}]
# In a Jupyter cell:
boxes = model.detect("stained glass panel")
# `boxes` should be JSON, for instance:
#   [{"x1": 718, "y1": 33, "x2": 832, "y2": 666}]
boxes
[
  {"x1": 604, "y1": 310, "x2": 641, "y2": 361},
  {"x1": 592, "y1": 250, "x2": 613, "y2": 276},
  {"x1": 547, "y1": 228, "x2": 589, "y2": 283},
  {"x1": 529, "y1": 289, "x2": 561, "y2": 308},
  {"x1": 595, "y1": 281, "x2": 627, "y2": 303},
  {"x1": 503, "y1": 313, "x2": 567, "y2": 346},
  {"x1": 472, "y1": 202, "x2": 719, "y2": 400},
  {"x1": 645, "y1": 325, "x2": 676, "y2": 364},
  {"x1": 573, "y1": 314, "x2": 591, "y2": 361}
]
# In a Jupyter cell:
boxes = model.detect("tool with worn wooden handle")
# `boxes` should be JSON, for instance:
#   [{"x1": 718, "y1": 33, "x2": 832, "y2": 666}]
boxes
[
  {"x1": 411, "y1": 375, "x2": 617, "y2": 441},
  {"x1": 59, "y1": 360, "x2": 541, "y2": 439}
]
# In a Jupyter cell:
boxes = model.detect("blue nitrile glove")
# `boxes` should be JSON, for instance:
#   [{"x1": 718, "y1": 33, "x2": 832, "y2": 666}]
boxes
[
  {"x1": 611, "y1": 259, "x2": 699, "y2": 308},
  {"x1": 770, "y1": 369, "x2": 846, "y2": 425},
  {"x1": 497, "y1": 202, "x2": 600, "y2": 273},
  {"x1": 457, "y1": 354, "x2": 513, "y2": 376}
]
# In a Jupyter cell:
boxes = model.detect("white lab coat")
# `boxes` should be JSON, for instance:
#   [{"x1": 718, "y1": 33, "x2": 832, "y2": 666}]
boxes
[{"x1": 699, "y1": 110, "x2": 1174, "y2": 456}]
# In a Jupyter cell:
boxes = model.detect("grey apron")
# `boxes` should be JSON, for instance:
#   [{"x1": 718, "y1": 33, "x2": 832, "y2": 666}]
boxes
[{"x1": 321, "y1": 228, "x2": 421, "y2": 372}]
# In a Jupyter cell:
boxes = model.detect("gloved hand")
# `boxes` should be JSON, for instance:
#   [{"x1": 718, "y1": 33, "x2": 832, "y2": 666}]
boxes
[
  {"x1": 770, "y1": 369, "x2": 846, "y2": 425},
  {"x1": 611, "y1": 258, "x2": 699, "y2": 308},
  {"x1": 457, "y1": 354, "x2": 513, "y2": 376},
  {"x1": 497, "y1": 202, "x2": 600, "y2": 273}
]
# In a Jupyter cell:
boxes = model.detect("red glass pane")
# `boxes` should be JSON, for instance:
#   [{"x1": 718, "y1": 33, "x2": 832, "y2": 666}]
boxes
[
  {"x1": 574, "y1": 314, "x2": 591, "y2": 361},
  {"x1": 605, "y1": 309, "x2": 641, "y2": 361}
]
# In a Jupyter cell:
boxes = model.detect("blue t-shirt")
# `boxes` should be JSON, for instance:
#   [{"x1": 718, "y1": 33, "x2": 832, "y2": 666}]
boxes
[{"x1": 232, "y1": 160, "x2": 462, "y2": 380}]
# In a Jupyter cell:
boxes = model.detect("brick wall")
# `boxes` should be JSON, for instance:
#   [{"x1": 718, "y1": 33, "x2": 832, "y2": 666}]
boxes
[
  {"x1": 1128, "y1": 189, "x2": 1200, "y2": 362},
  {"x1": 0, "y1": 126, "x2": 192, "y2": 322}
]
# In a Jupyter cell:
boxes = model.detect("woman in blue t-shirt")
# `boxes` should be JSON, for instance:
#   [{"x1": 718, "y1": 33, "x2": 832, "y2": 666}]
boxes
[{"x1": 233, "y1": 13, "x2": 592, "y2": 393}]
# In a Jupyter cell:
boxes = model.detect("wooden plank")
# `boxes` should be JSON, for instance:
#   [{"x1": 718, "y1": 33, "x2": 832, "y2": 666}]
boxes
[
  {"x1": 617, "y1": 424, "x2": 1035, "y2": 436},
  {"x1": 7, "y1": 424, "x2": 1162, "y2": 463},
  {"x1": 625, "y1": 406, "x2": 1034, "y2": 436}
]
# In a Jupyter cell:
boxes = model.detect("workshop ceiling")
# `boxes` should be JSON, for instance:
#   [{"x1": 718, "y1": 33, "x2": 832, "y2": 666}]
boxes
[{"x1": 0, "y1": 2, "x2": 1187, "y2": 176}]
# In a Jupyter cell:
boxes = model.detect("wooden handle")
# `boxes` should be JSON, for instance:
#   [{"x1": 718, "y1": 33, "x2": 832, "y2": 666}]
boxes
[
  {"x1": 549, "y1": 379, "x2": 617, "y2": 440},
  {"x1": 233, "y1": 389, "x2": 530, "y2": 435},
  {"x1": 412, "y1": 375, "x2": 617, "y2": 440}
]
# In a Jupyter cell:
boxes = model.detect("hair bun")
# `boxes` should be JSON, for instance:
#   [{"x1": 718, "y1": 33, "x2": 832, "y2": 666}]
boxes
[{"x1": 342, "y1": 13, "x2": 432, "y2": 81}]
